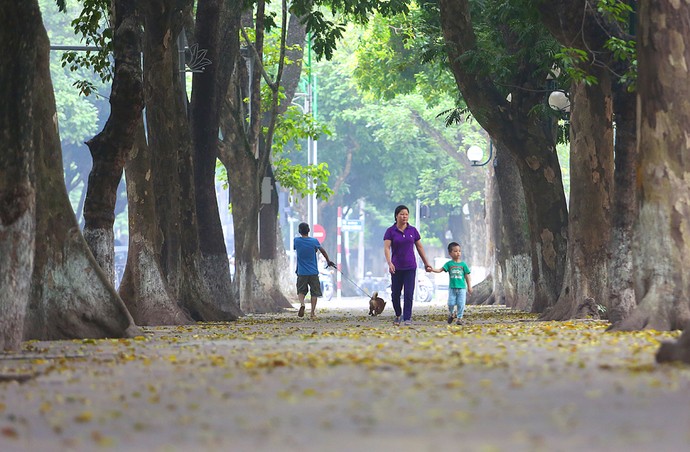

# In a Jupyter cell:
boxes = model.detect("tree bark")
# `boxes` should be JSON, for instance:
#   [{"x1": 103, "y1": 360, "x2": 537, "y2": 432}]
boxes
[
  {"x1": 190, "y1": 0, "x2": 243, "y2": 318},
  {"x1": 493, "y1": 143, "x2": 533, "y2": 310},
  {"x1": 542, "y1": 72, "x2": 614, "y2": 321},
  {"x1": 0, "y1": 2, "x2": 37, "y2": 351},
  {"x1": 622, "y1": 0, "x2": 690, "y2": 331},
  {"x1": 607, "y1": 86, "x2": 637, "y2": 326},
  {"x1": 470, "y1": 143, "x2": 533, "y2": 308},
  {"x1": 218, "y1": 3, "x2": 304, "y2": 312},
  {"x1": 537, "y1": 0, "x2": 638, "y2": 325},
  {"x1": 143, "y1": 0, "x2": 236, "y2": 321},
  {"x1": 439, "y1": 0, "x2": 568, "y2": 313},
  {"x1": 218, "y1": 2, "x2": 279, "y2": 313},
  {"x1": 119, "y1": 122, "x2": 193, "y2": 325},
  {"x1": 19, "y1": 1, "x2": 140, "y2": 340},
  {"x1": 83, "y1": 0, "x2": 144, "y2": 285}
]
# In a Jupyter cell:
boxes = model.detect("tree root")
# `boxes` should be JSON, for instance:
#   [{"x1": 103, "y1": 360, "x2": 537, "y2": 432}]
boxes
[{"x1": 656, "y1": 328, "x2": 690, "y2": 364}]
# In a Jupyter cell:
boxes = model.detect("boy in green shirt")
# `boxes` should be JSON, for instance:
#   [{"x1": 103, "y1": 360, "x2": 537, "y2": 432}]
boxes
[{"x1": 431, "y1": 242, "x2": 472, "y2": 325}]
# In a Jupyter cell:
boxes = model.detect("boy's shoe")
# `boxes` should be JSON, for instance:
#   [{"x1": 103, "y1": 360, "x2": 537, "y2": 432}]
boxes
[
  {"x1": 298, "y1": 305, "x2": 305, "y2": 317},
  {"x1": 393, "y1": 316, "x2": 401, "y2": 325},
  {"x1": 447, "y1": 314, "x2": 454, "y2": 324},
  {"x1": 456, "y1": 318, "x2": 464, "y2": 325}
]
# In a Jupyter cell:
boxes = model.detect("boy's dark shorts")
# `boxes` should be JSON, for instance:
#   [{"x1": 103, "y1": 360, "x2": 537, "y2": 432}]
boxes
[{"x1": 296, "y1": 275, "x2": 322, "y2": 297}]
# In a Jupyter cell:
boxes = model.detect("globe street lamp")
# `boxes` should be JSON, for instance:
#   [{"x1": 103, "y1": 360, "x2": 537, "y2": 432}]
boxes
[
  {"x1": 548, "y1": 90, "x2": 570, "y2": 113},
  {"x1": 466, "y1": 143, "x2": 493, "y2": 167}
]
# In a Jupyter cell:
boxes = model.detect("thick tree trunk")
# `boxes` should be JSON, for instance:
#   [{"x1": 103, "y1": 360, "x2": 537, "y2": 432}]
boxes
[
  {"x1": 253, "y1": 9, "x2": 305, "y2": 307},
  {"x1": 190, "y1": 0, "x2": 243, "y2": 318},
  {"x1": 537, "y1": 0, "x2": 638, "y2": 325},
  {"x1": 83, "y1": 0, "x2": 144, "y2": 285},
  {"x1": 439, "y1": 0, "x2": 568, "y2": 313},
  {"x1": 0, "y1": 2, "x2": 37, "y2": 351},
  {"x1": 607, "y1": 86, "x2": 638, "y2": 326},
  {"x1": 466, "y1": 200, "x2": 487, "y2": 272},
  {"x1": 119, "y1": 122, "x2": 193, "y2": 325},
  {"x1": 493, "y1": 143, "x2": 533, "y2": 310},
  {"x1": 143, "y1": 0, "x2": 236, "y2": 321},
  {"x1": 510, "y1": 131, "x2": 568, "y2": 313},
  {"x1": 222, "y1": 141, "x2": 279, "y2": 312},
  {"x1": 20, "y1": 2, "x2": 140, "y2": 340},
  {"x1": 622, "y1": 0, "x2": 690, "y2": 332},
  {"x1": 542, "y1": 73, "x2": 614, "y2": 321},
  {"x1": 216, "y1": 5, "x2": 274, "y2": 313},
  {"x1": 216, "y1": 4, "x2": 305, "y2": 313}
]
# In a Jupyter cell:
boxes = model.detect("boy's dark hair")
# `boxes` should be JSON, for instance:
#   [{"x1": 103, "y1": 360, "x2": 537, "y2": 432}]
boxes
[
  {"x1": 447, "y1": 242, "x2": 461, "y2": 253},
  {"x1": 394, "y1": 204, "x2": 409, "y2": 221},
  {"x1": 298, "y1": 223, "x2": 310, "y2": 235}
]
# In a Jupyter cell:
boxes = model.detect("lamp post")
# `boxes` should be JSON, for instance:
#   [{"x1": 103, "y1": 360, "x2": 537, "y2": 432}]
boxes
[
  {"x1": 548, "y1": 90, "x2": 571, "y2": 113},
  {"x1": 466, "y1": 142, "x2": 494, "y2": 167}
]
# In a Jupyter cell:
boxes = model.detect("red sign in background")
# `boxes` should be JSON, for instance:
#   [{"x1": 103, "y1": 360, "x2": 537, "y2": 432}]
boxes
[{"x1": 312, "y1": 224, "x2": 326, "y2": 243}]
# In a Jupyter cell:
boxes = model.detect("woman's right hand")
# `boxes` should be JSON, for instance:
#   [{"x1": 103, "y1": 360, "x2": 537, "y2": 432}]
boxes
[{"x1": 388, "y1": 262, "x2": 396, "y2": 274}]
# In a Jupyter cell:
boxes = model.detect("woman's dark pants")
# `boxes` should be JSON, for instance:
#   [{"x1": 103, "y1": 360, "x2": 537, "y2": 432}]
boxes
[{"x1": 391, "y1": 268, "x2": 416, "y2": 321}]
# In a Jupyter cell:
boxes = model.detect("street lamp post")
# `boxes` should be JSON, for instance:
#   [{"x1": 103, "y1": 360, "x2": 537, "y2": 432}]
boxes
[
  {"x1": 466, "y1": 141, "x2": 494, "y2": 167},
  {"x1": 548, "y1": 90, "x2": 571, "y2": 113}
]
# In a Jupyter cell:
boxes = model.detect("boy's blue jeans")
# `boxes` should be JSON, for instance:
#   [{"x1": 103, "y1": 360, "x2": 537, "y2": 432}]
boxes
[{"x1": 448, "y1": 288, "x2": 467, "y2": 318}]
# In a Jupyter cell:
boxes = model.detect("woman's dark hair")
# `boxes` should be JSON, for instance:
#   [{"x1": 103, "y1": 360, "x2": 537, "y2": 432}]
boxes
[
  {"x1": 394, "y1": 205, "x2": 409, "y2": 221},
  {"x1": 298, "y1": 222, "x2": 310, "y2": 235}
]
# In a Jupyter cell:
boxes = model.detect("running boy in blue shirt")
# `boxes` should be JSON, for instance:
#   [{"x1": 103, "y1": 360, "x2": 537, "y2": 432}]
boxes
[{"x1": 431, "y1": 242, "x2": 472, "y2": 325}]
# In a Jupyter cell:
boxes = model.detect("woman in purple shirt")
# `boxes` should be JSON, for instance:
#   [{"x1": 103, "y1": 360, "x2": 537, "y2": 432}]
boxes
[{"x1": 383, "y1": 205, "x2": 432, "y2": 326}]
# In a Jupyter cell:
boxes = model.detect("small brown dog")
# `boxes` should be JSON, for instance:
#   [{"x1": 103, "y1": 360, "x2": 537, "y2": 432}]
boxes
[{"x1": 369, "y1": 291, "x2": 386, "y2": 316}]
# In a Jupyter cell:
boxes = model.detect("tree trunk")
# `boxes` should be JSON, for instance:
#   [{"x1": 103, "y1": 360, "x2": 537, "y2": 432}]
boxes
[
  {"x1": 537, "y1": 0, "x2": 639, "y2": 325},
  {"x1": 542, "y1": 73, "x2": 614, "y2": 321},
  {"x1": 143, "y1": 0, "x2": 236, "y2": 321},
  {"x1": 258, "y1": 13, "x2": 306, "y2": 301},
  {"x1": 217, "y1": 4, "x2": 306, "y2": 313},
  {"x1": 217, "y1": 2, "x2": 277, "y2": 313},
  {"x1": 621, "y1": 0, "x2": 690, "y2": 331},
  {"x1": 469, "y1": 156, "x2": 498, "y2": 306},
  {"x1": 439, "y1": 0, "x2": 568, "y2": 313},
  {"x1": 0, "y1": 2, "x2": 37, "y2": 351},
  {"x1": 607, "y1": 80, "x2": 638, "y2": 326},
  {"x1": 190, "y1": 0, "x2": 243, "y2": 319},
  {"x1": 466, "y1": 200, "x2": 487, "y2": 272},
  {"x1": 471, "y1": 143, "x2": 533, "y2": 308},
  {"x1": 83, "y1": 0, "x2": 144, "y2": 286},
  {"x1": 509, "y1": 131, "x2": 568, "y2": 313},
  {"x1": 20, "y1": 1, "x2": 140, "y2": 340},
  {"x1": 119, "y1": 122, "x2": 193, "y2": 325},
  {"x1": 493, "y1": 143, "x2": 533, "y2": 310}
]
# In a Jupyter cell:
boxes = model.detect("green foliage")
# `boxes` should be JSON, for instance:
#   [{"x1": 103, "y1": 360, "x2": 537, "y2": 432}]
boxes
[
  {"x1": 555, "y1": 47, "x2": 594, "y2": 84},
  {"x1": 273, "y1": 106, "x2": 334, "y2": 201},
  {"x1": 353, "y1": 8, "x2": 455, "y2": 105},
  {"x1": 43, "y1": 0, "x2": 111, "y2": 220},
  {"x1": 58, "y1": 0, "x2": 113, "y2": 96},
  {"x1": 554, "y1": 0, "x2": 637, "y2": 92},
  {"x1": 312, "y1": 31, "x2": 486, "y2": 241},
  {"x1": 274, "y1": 159, "x2": 334, "y2": 201},
  {"x1": 290, "y1": 0, "x2": 410, "y2": 60},
  {"x1": 596, "y1": 0, "x2": 634, "y2": 24}
]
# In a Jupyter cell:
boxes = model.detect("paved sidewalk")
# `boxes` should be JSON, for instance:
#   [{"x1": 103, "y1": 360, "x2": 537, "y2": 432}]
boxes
[{"x1": 1, "y1": 303, "x2": 689, "y2": 451}]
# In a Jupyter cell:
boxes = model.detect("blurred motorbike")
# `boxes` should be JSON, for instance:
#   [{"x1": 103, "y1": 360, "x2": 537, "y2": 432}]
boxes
[
  {"x1": 384, "y1": 268, "x2": 434, "y2": 303},
  {"x1": 319, "y1": 267, "x2": 334, "y2": 301}
]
